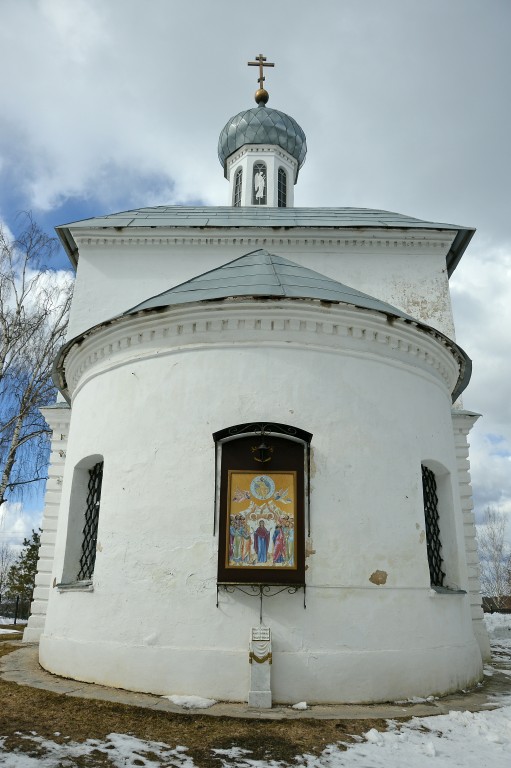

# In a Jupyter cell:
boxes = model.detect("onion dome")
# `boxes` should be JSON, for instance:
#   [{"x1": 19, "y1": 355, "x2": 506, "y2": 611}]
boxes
[{"x1": 218, "y1": 104, "x2": 307, "y2": 179}]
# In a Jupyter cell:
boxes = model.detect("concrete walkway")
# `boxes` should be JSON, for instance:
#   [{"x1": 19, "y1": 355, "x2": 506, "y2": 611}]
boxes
[{"x1": 1, "y1": 638, "x2": 510, "y2": 721}]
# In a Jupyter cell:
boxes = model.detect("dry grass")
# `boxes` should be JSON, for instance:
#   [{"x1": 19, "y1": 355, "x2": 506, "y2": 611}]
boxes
[{"x1": 0, "y1": 639, "x2": 389, "y2": 766}]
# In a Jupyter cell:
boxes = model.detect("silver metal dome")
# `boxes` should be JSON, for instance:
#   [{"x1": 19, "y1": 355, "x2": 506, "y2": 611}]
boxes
[{"x1": 218, "y1": 104, "x2": 307, "y2": 178}]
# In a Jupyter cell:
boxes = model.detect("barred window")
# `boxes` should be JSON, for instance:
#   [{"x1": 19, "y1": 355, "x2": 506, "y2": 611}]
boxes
[
  {"x1": 233, "y1": 168, "x2": 243, "y2": 207},
  {"x1": 421, "y1": 465, "x2": 445, "y2": 587},
  {"x1": 277, "y1": 167, "x2": 287, "y2": 207},
  {"x1": 77, "y1": 462, "x2": 103, "y2": 580},
  {"x1": 252, "y1": 162, "x2": 267, "y2": 205}
]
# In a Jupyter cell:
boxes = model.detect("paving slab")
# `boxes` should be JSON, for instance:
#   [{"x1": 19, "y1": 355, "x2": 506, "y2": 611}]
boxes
[
  {"x1": 1, "y1": 641, "x2": 510, "y2": 721},
  {"x1": 67, "y1": 686, "x2": 163, "y2": 708}
]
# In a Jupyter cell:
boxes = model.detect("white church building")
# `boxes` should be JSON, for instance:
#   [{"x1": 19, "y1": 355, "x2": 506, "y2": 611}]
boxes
[{"x1": 25, "y1": 59, "x2": 490, "y2": 705}]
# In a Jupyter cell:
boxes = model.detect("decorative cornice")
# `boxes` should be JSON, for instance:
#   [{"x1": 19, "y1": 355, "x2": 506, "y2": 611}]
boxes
[
  {"x1": 73, "y1": 230, "x2": 452, "y2": 253},
  {"x1": 227, "y1": 143, "x2": 298, "y2": 169},
  {"x1": 60, "y1": 299, "x2": 461, "y2": 404},
  {"x1": 451, "y1": 410, "x2": 481, "y2": 435},
  {"x1": 40, "y1": 406, "x2": 72, "y2": 432}
]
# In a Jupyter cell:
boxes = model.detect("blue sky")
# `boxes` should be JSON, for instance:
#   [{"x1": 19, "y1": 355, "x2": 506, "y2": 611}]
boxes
[{"x1": 0, "y1": 0, "x2": 510, "y2": 545}]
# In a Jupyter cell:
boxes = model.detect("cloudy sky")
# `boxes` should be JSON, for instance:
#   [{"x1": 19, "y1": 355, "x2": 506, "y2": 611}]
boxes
[{"x1": 0, "y1": 0, "x2": 510, "y2": 544}]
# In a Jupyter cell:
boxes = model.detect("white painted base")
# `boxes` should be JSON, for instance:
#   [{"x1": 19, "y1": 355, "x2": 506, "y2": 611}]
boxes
[
  {"x1": 39, "y1": 622, "x2": 483, "y2": 704},
  {"x1": 248, "y1": 690, "x2": 272, "y2": 708}
]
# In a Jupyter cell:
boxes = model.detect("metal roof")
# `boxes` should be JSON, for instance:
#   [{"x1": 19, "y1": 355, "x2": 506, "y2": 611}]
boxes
[
  {"x1": 125, "y1": 249, "x2": 470, "y2": 402},
  {"x1": 54, "y1": 249, "x2": 471, "y2": 403},
  {"x1": 126, "y1": 249, "x2": 423, "y2": 316},
  {"x1": 55, "y1": 206, "x2": 475, "y2": 275},
  {"x1": 218, "y1": 103, "x2": 307, "y2": 177}
]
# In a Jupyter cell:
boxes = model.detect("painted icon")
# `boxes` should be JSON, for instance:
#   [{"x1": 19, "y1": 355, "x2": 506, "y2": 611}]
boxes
[{"x1": 226, "y1": 471, "x2": 297, "y2": 569}]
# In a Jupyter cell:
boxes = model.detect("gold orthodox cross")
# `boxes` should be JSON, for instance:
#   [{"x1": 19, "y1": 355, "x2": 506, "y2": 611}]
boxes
[{"x1": 248, "y1": 54, "x2": 275, "y2": 88}]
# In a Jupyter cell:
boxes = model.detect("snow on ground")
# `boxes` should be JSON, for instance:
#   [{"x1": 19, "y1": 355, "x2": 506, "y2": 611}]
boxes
[
  {"x1": 0, "y1": 616, "x2": 27, "y2": 626},
  {"x1": 0, "y1": 614, "x2": 510, "y2": 767},
  {"x1": 163, "y1": 694, "x2": 217, "y2": 709},
  {"x1": 0, "y1": 734, "x2": 195, "y2": 768},
  {"x1": 484, "y1": 612, "x2": 511, "y2": 634},
  {"x1": 1, "y1": 707, "x2": 511, "y2": 768}
]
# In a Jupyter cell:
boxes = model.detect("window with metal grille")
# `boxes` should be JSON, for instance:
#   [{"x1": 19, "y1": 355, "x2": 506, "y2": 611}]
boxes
[
  {"x1": 233, "y1": 167, "x2": 243, "y2": 207},
  {"x1": 277, "y1": 167, "x2": 287, "y2": 207},
  {"x1": 77, "y1": 461, "x2": 103, "y2": 581},
  {"x1": 421, "y1": 465, "x2": 445, "y2": 587},
  {"x1": 252, "y1": 162, "x2": 267, "y2": 205}
]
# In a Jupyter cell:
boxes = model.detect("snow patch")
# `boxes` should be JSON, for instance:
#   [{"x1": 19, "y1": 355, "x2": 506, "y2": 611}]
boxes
[
  {"x1": 0, "y1": 616, "x2": 26, "y2": 625},
  {"x1": 484, "y1": 613, "x2": 511, "y2": 633},
  {"x1": 211, "y1": 747, "x2": 252, "y2": 758},
  {"x1": 163, "y1": 694, "x2": 216, "y2": 709},
  {"x1": 394, "y1": 695, "x2": 437, "y2": 704}
]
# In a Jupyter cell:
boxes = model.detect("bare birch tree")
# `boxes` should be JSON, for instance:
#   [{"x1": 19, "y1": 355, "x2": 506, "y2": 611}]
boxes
[
  {"x1": 477, "y1": 506, "x2": 511, "y2": 609},
  {"x1": 0, "y1": 213, "x2": 73, "y2": 508}
]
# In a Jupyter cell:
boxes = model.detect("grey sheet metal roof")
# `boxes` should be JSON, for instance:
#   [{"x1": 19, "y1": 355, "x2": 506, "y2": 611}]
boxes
[
  {"x1": 125, "y1": 249, "x2": 470, "y2": 402},
  {"x1": 126, "y1": 249, "x2": 422, "y2": 315},
  {"x1": 54, "y1": 249, "x2": 471, "y2": 403},
  {"x1": 55, "y1": 206, "x2": 474, "y2": 275},
  {"x1": 218, "y1": 103, "x2": 307, "y2": 178}
]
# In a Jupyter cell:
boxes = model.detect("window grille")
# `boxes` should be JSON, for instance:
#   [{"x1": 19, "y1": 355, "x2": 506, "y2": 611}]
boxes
[
  {"x1": 278, "y1": 167, "x2": 287, "y2": 207},
  {"x1": 252, "y1": 162, "x2": 267, "y2": 205},
  {"x1": 233, "y1": 168, "x2": 242, "y2": 207},
  {"x1": 421, "y1": 465, "x2": 445, "y2": 587},
  {"x1": 77, "y1": 462, "x2": 103, "y2": 580}
]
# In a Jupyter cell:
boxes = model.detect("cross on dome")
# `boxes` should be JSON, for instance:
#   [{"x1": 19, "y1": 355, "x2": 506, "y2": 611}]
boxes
[{"x1": 248, "y1": 53, "x2": 274, "y2": 104}]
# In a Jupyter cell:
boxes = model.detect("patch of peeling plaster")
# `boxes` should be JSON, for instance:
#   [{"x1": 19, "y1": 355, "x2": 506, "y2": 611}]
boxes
[{"x1": 369, "y1": 569, "x2": 388, "y2": 585}]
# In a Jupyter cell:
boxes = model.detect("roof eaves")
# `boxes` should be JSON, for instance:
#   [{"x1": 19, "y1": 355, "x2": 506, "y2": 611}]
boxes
[
  {"x1": 446, "y1": 226, "x2": 476, "y2": 276},
  {"x1": 56, "y1": 226, "x2": 79, "y2": 270},
  {"x1": 55, "y1": 208, "x2": 475, "y2": 274}
]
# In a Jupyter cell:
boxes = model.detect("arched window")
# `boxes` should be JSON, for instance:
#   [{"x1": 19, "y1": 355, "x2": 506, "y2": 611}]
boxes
[
  {"x1": 421, "y1": 465, "x2": 445, "y2": 587},
  {"x1": 233, "y1": 167, "x2": 243, "y2": 207},
  {"x1": 213, "y1": 422, "x2": 312, "y2": 586},
  {"x1": 252, "y1": 162, "x2": 267, "y2": 205},
  {"x1": 278, "y1": 167, "x2": 287, "y2": 208},
  {"x1": 61, "y1": 456, "x2": 104, "y2": 584},
  {"x1": 77, "y1": 461, "x2": 104, "y2": 580}
]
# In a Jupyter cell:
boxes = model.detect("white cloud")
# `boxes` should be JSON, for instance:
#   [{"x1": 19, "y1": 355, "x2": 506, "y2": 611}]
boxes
[
  {"x1": 0, "y1": 500, "x2": 42, "y2": 551},
  {"x1": 0, "y1": 0, "x2": 509, "y2": 534},
  {"x1": 0, "y1": 0, "x2": 505, "y2": 220},
  {"x1": 39, "y1": 0, "x2": 108, "y2": 64}
]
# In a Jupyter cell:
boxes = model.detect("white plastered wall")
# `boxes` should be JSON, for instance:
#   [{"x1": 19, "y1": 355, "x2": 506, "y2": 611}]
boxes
[
  {"x1": 451, "y1": 410, "x2": 491, "y2": 660},
  {"x1": 29, "y1": 227, "x2": 464, "y2": 645},
  {"x1": 24, "y1": 404, "x2": 71, "y2": 643},
  {"x1": 39, "y1": 300, "x2": 482, "y2": 703},
  {"x1": 66, "y1": 227, "x2": 458, "y2": 342}
]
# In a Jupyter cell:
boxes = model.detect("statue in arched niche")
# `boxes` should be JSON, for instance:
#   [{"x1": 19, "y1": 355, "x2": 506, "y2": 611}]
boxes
[{"x1": 254, "y1": 169, "x2": 266, "y2": 200}]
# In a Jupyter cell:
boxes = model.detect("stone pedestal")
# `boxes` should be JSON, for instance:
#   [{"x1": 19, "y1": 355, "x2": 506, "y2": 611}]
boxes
[{"x1": 248, "y1": 627, "x2": 272, "y2": 708}]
